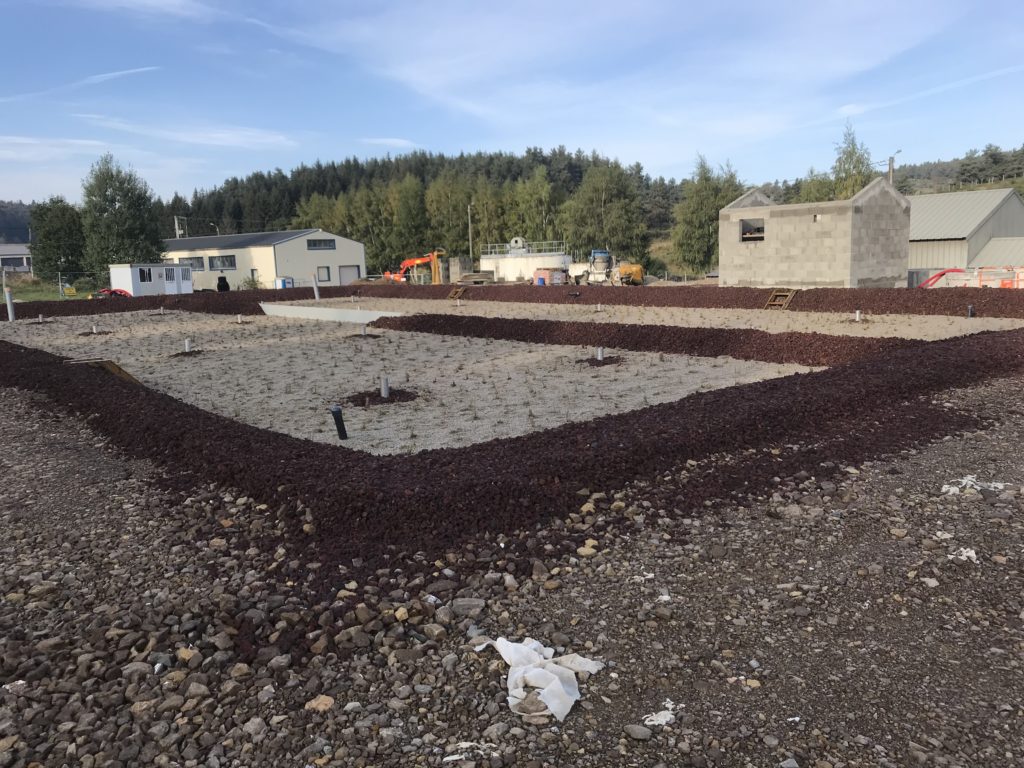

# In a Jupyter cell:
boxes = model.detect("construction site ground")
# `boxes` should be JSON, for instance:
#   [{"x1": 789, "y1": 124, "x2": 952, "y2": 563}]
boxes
[
  {"x1": 2, "y1": 288, "x2": 1023, "y2": 768},
  {"x1": 296, "y1": 297, "x2": 1024, "y2": 340}
]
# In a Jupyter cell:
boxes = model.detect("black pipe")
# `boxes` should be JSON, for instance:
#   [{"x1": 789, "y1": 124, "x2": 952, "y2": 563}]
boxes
[
  {"x1": 968, "y1": 304, "x2": 976, "y2": 318},
  {"x1": 329, "y1": 404, "x2": 348, "y2": 440}
]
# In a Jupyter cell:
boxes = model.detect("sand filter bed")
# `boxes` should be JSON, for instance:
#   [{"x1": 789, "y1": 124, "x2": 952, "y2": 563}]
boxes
[{"x1": 0, "y1": 311, "x2": 810, "y2": 455}]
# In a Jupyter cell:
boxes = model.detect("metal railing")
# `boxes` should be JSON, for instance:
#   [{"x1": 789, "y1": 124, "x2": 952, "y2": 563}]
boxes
[{"x1": 480, "y1": 240, "x2": 567, "y2": 257}]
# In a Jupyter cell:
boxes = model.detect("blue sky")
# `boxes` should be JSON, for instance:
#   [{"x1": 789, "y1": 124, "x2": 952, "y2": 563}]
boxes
[{"x1": 2, "y1": 0, "x2": 1022, "y2": 202}]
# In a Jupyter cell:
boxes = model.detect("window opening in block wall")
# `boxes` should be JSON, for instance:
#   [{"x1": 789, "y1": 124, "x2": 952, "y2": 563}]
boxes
[
  {"x1": 740, "y1": 219, "x2": 765, "y2": 242},
  {"x1": 317, "y1": 266, "x2": 331, "y2": 282}
]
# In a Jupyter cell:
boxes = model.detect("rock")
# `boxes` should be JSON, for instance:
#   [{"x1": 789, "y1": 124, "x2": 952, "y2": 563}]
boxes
[
  {"x1": 624, "y1": 724, "x2": 652, "y2": 741},
  {"x1": 267, "y1": 654, "x2": 291, "y2": 671},
  {"x1": 35, "y1": 636, "x2": 66, "y2": 652},
  {"x1": 451, "y1": 597, "x2": 486, "y2": 618},
  {"x1": 304, "y1": 695, "x2": 335, "y2": 713},
  {"x1": 121, "y1": 661, "x2": 152, "y2": 681},
  {"x1": 422, "y1": 623, "x2": 447, "y2": 642},
  {"x1": 780, "y1": 760, "x2": 800, "y2": 768},
  {"x1": 185, "y1": 682, "x2": 210, "y2": 699},
  {"x1": 242, "y1": 717, "x2": 267, "y2": 737}
]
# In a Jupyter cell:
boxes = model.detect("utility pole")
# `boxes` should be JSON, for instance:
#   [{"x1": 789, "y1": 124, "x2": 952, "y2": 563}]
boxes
[
  {"x1": 174, "y1": 215, "x2": 189, "y2": 239},
  {"x1": 467, "y1": 201, "x2": 474, "y2": 263},
  {"x1": 888, "y1": 149, "x2": 902, "y2": 185}
]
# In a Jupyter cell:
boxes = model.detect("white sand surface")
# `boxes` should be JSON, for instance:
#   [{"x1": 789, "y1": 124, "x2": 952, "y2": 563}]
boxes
[
  {"x1": 301, "y1": 296, "x2": 1024, "y2": 340},
  {"x1": 1, "y1": 311, "x2": 809, "y2": 455}
]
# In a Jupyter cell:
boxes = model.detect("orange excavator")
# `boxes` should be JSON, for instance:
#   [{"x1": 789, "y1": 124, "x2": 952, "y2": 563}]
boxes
[{"x1": 383, "y1": 248, "x2": 446, "y2": 284}]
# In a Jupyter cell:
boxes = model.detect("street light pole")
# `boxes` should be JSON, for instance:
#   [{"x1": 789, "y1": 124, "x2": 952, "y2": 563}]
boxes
[{"x1": 888, "y1": 149, "x2": 902, "y2": 185}]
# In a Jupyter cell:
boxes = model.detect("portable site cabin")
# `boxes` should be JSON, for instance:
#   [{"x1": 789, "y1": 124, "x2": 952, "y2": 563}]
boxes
[
  {"x1": 109, "y1": 263, "x2": 194, "y2": 297},
  {"x1": 163, "y1": 229, "x2": 366, "y2": 291}
]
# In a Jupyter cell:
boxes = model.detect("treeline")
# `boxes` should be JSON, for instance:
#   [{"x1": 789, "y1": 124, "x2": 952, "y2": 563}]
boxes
[
  {"x1": 172, "y1": 147, "x2": 680, "y2": 273},
  {"x1": 9, "y1": 135, "x2": 1024, "y2": 277},
  {"x1": 0, "y1": 201, "x2": 31, "y2": 242}
]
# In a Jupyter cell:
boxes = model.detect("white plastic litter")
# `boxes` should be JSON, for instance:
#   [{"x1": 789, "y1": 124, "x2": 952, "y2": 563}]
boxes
[
  {"x1": 643, "y1": 698, "x2": 679, "y2": 727},
  {"x1": 947, "y1": 547, "x2": 978, "y2": 564},
  {"x1": 442, "y1": 742, "x2": 500, "y2": 762},
  {"x1": 941, "y1": 475, "x2": 1006, "y2": 495},
  {"x1": 478, "y1": 637, "x2": 604, "y2": 721}
]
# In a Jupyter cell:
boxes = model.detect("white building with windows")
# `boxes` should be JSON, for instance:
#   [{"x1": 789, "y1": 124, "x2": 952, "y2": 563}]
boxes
[
  {"x1": 109, "y1": 262, "x2": 194, "y2": 296},
  {"x1": 162, "y1": 229, "x2": 366, "y2": 291}
]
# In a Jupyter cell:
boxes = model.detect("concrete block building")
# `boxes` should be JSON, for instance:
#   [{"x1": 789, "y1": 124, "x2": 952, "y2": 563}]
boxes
[
  {"x1": 719, "y1": 178, "x2": 910, "y2": 289},
  {"x1": 163, "y1": 229, "x2": 365, "y2": 291}
]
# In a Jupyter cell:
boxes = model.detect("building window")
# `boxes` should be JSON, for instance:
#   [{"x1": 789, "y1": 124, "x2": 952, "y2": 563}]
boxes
[
  {"x1": 317, "y1": 266, "x2": 331, "y2": 282},
  {"x1": 178, "y1": 256, "x2": 205, "y2": 271},
  {"x1": 181, "y1": 267, "x2": 191, "y2": 281},
  {"x1": 164, "y1": 267, "x2": 176, "y2": 282},
  {"x1": 740, "y1": 219, "x2": 765, "y2": 242},
  {"x1": 209, "y1": 254, "x2": 237, "y2": 270},
  {"x1": 307, "y1": 238, "x2": 336, "y2": 250},
  {"x1": 0, "y1": 257, "x2": 23, "y2": 268},
  {"x1": 138, "y1": 267, "x2": 153, "y2": 283}
]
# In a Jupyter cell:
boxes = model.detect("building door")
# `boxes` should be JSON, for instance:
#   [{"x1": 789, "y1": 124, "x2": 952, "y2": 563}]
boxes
[{"x1": 339, "y1": 265, "x2": 361, "y2": 286}]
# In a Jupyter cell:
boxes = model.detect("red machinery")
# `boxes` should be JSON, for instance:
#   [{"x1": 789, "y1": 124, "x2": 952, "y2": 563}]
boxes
[{"x1": 383, "y1": 249, "x2": 446, "y2": 284}]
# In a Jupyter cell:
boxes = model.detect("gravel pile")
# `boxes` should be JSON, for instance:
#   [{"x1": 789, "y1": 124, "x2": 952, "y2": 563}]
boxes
[
  {"x1": 3, "y1": 328, "x2": 1024, "y2": 578},
  {"x1": 2, "y1": 372, "x2": 1022, "y2": 766}
]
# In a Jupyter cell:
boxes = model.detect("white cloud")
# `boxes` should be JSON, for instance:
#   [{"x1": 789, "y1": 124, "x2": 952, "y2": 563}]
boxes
[
  {"x1": 61, "y1": 0, "x2": 217, "y2": 20},
  {"x1": 74, "y1": 113, "x2": 297, "y2": 149},
  {"x1": 0, "y1": 135, "x2": 108, "y2": 163},
  {"x1": 0, "y1": 67, "x2": 159, "y2": 103},
  {"x1": 836, "y1": 64, "x2": 1024, "y2": 118}
]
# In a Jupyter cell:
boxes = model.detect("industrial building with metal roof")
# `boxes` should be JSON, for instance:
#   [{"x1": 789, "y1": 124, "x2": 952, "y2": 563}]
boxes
[
  {"x1": 162, "y1": 228, "x2": 365, "y2": 291},
  {"x1": 907, "y1": 188, "x2": 1024, "y2": 285}
]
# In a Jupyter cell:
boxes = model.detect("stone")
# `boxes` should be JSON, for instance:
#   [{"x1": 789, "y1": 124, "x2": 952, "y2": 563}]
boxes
[
  {"x1": 304, "y1": 695, "x2": 335, "y2": 713},
  {"x1": 451, "y1": 597, "x2": 486, "y2": 618},
  {"x1": 624, "y1": 724, "x2": 652, "y2": 741},
  {"x1": 242, "y1": 717, "x2": 267, "y2": 737},
  {"x1": 121, "y1": 662, "x2": 152, "y2": 681},
  {"x1": 422, "y1": 623, "x2": 447, "y2": 642}
]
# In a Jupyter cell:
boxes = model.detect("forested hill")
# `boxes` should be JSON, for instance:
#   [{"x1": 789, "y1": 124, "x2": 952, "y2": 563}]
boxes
[
  {"x1": 3, "y1": 141, "x2": 1021, "y2": 260},
  {"x1": 0, "y1": 201, "x2": 31, "y2": 242},
  {"x1": 179, "y1": 146, "x2": 680, "y2": 240}
]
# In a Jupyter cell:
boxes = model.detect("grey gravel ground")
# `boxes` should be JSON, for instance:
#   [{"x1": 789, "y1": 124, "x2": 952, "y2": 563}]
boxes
[{"x1": 1, "y1": 373, "x2": 1023, "y2": 768}]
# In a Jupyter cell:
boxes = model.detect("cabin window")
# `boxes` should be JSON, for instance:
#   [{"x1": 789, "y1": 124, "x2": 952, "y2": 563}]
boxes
[
  {"x1": 138, "y1": 267, "x2": 152, "y2": 283},
  {"x1": 317, "y1": 266, "x2": 331, "y2": 282},
  {"x1": 178, "y1": 256, "x2": 204, "y2": 271},
  {"x1": 209, "y1": 254, "x2": 236, "y2": 270},
  {"x1": 307, "y1": 239, "x2": 336, "y2": 250},
  {"x1": 181, "y1": 267, "x2": 191, "y2": 281},
  {"x1": 740, "y1": 219, "x2": 765, "y2": 242},
  {"x1": 165, "y1": 267, "x2": 176, "y2": 282}
]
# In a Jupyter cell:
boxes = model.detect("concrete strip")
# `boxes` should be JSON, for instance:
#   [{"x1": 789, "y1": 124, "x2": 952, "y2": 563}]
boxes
[{"x1": 259, "y1": 303, "x2": 403, "y2": 324}]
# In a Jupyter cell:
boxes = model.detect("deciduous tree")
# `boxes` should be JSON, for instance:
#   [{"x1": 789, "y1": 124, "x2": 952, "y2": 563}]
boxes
[
  {"x1": 670, "y1": 157, "x2": 743, "y2": 273},
  {"x1": 81, "y1": 154, "x2": 161, "y2": 276},
  {"x1": 28, "y1": 197, "x2": 84, "y2": 281}
]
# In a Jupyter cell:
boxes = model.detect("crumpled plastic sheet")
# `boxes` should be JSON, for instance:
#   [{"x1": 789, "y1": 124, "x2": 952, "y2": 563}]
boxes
[
  {"x1": 477, "y1": 637, "x2": 604, "y2": 721},
  {"x1": 941, "y1": 475, "x2": 1006, "y2": 495}
]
